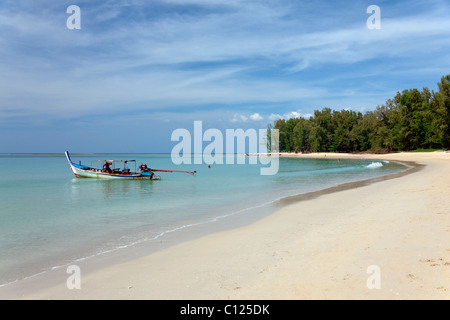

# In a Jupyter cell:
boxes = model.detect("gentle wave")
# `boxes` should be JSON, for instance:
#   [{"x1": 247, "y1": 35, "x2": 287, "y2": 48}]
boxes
[
  {"x1": 366, "y1": 162, "x2": 383, "y2": 169},
  {"x1": 298, "y1": 161, "x2": 384, "y2": 175}
]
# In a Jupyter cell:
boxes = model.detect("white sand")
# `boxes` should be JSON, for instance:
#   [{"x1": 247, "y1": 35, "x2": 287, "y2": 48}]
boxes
[{"x1": 2, "y1": 152, "x2": 450, "y2": 299}]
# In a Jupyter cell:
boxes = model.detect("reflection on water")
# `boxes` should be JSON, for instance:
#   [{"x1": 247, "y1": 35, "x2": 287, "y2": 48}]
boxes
[{"x1": 68, "y1": 177, "x2": 158, "y2": 200}]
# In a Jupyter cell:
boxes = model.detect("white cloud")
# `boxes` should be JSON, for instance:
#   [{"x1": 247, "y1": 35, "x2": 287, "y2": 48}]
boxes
[
  {"x1": 231, "y1": 113, "x2": 248, "y2": 123},
  {"x1": 284, "y1": 111, "x2": 301, "y2": 119},
  {"x1": 268, "y1": 111, "x2": 313, "y2": 121},
  {"x1": 0, "y1": 0, "x2": 449, "y2": 124},
  {"x1": 249, "y1": 113, "x2": 263, "y2": 121},
  {"x1": 269, "y1": 113, "x2": 282, "y2": 121},
  {"x1": 282, "y1": 111, "x2": 315, "y2": 120}
]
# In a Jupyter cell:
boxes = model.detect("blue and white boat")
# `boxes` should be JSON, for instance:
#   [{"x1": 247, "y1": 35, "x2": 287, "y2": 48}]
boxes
[
  {"x1": 65, "y1": 151, "x2": 196, "y2": 180},
  {"x1": 65, "y1": 151, "x2": 161, "y2": 180}
]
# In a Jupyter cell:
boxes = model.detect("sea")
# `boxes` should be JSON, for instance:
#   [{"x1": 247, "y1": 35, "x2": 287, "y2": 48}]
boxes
[{"x1": 0, "y1": 153, "x2": 408, "y2": 287}]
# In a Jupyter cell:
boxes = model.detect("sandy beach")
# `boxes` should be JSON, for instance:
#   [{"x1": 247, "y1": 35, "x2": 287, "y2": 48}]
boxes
[{"x1": 1, "y1": 151, "x2": 450, "y2": 300}]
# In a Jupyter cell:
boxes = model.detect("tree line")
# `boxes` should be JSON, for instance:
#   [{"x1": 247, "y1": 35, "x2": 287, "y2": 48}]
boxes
[{"x1": 269, "y1": 75, "x2": 450, "y2": 153}]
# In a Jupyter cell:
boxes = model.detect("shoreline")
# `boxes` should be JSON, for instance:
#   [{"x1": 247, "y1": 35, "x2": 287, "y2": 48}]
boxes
[
  {"x1": 278, "y1": 159, "x2": 422, "y2": 207},
  {"x1": 1, "y1": 151, "x2": 449, "y2": 299},
  {"x1": 0, "y1": 156, "x2": 411, "y2": 293},
  {"x1": 0, "y1": 156, "x2": 407, "y2": 288}
]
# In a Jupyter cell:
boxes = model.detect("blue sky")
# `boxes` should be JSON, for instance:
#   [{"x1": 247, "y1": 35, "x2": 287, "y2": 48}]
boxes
[{"x1": 0, "y1": 0, "x2": 449, "y2": 153}]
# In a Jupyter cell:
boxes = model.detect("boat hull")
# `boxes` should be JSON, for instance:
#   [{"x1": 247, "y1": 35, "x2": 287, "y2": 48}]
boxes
[{"x1": 65, "y1": 152, "x2": 160, "y2": 180}]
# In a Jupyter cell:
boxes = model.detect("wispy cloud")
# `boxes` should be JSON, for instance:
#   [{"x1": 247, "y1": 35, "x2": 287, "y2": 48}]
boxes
[
  {"x1": 269, "y1": 111, "x2": 313, "y2": 121},
  {"x1": 1, "y1": 0, "x2": 449, "y2": 151}
]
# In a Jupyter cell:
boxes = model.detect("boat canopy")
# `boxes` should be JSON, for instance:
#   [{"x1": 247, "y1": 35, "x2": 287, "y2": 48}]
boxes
[
  {"x1": 90, "y1": 159, "x2": 137, "y2": 171},
  {"x1": 91, "y1": 160, "x2": 136, "y2": 163}
]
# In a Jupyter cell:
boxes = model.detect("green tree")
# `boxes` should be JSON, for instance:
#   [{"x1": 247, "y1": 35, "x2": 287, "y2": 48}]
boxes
[
  {"x1": 266, "y1": 123, "x2": 273, "y2": 152},
  {"x1": 436, "y1": 75, "x2": 450, "y2": 148},
  {"x1": 351, "y1": 112, "x2": 371, "y2": 151},
  {"x1": 309, "y1": 108, "x2": 334, "y2": 151},
  {"x1": 293, "y1": 118, "x2": 311, "y2": 152},
  {"x1": 273, "y1": 119, "x2": 287, "y2": 151},
  {"x1": 332, "y1": 109, "x2": 357, "y2": 151},
  {"x1": 269, "y1": 74, "x2": 450, "y2": 152}
]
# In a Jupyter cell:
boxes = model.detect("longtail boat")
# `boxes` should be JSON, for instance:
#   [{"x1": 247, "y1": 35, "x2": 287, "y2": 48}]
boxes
[{"x1": 65, "y1": 151, "x2": 196, "y2": 180}]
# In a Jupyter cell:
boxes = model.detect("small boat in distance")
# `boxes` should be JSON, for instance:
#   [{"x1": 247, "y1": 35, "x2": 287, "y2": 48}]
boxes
[{"x1": 65, "y1": 151, "x2": 196, "y2": 180}]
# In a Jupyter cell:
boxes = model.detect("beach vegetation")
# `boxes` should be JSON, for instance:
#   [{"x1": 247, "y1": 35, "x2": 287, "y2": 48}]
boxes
[{"x1": 271, "y1": 74, "x2": 450, "y2": 153}]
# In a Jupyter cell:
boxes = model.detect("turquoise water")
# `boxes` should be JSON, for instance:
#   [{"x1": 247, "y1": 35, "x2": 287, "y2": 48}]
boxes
[{"x1": 0, "y1": 154, "x2": 407, "y2": 286}]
